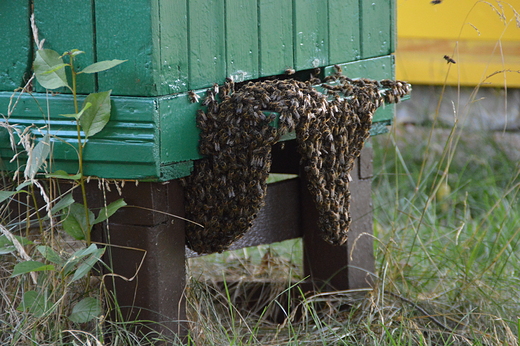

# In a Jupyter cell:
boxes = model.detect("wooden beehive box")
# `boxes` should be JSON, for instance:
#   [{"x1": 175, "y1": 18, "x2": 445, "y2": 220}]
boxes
[{"x1": 0, "y1": 0, "x2": 396, "y2": 181}]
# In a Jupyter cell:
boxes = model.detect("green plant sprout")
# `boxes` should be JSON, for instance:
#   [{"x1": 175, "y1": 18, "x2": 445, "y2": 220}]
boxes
[
  {"x1": 33, "y1": 48, "x2": 127, "y2": 245},
  {"x1": 0, "y1": 48, "x2": 128, "y2": 327}
]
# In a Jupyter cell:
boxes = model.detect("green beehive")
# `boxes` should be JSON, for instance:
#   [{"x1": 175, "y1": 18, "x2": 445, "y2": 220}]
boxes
[{"x1": 0, "y1": 0, "x2": 396, "y2": 181}]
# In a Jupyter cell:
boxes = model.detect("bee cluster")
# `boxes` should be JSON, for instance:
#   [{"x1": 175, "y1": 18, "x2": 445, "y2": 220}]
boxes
[{"x1": 183, "y1": 71, "x2": 410, "y2": 254}]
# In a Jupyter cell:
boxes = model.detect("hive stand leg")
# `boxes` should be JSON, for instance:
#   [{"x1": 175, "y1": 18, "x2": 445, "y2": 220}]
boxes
[
  {"x1": 302, "y1": 145, "x2": 375, "y2": 290},
  {"x1": 89, "y1": 180, "x2": 187, "y2": 339}
]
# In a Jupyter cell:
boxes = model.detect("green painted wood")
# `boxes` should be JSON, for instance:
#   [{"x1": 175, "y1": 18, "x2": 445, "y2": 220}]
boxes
[
  {"x1": 293, "y1": 0, "x2": 329, "y2": 70},
  {"x1": 360, "y1": 0, "x2": 393, "y2": 59},
  {"x1": 0, "y1": 92, "x2": 159, "y2": 179},
  {"x1": 390, "y1": 0, "x2": 397, "y2": 54},
  {"x1": 0, "y1": 57, "x2": 399, "y2": 181},
  {"x1": 328, "y1": 0, "x2": 360, "y2": 64},
  {"x1": 258, "y1": 0, "x2": 294, "y2": 77},
  {"x1": 188, "y1": 0, "x2": 226, "y2": 90},
  {"x1": 225, "y1": 0, "x2": 259, "y2": 83},
  {"x1": 95, "y1": 0, "x2": 155, "y2": 96},
  {"x1": 95, "y1": 0, "x2": 189, "y2": 96},
  {"x1": 33, "y1": 0, "x2": 96, "y2": 94},
  {"x1": 159, "y1": 92, "x2": 203, "y2": 165},
  {"x1": 0, "y1": 1, "x2": 31, "y2": 92},
  {"x1": 157, "y1": 0, "x2": 190, "y2": 94}
]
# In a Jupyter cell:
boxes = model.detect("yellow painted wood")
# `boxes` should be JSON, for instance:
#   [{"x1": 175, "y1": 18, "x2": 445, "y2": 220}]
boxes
[{"x1": 396, "y1": 0, "x2": 520, "y2": 86}]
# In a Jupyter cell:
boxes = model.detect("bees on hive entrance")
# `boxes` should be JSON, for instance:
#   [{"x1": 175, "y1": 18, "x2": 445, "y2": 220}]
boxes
[{"x1": 183, "y1": 71, "x2": 410, "y2": 254}]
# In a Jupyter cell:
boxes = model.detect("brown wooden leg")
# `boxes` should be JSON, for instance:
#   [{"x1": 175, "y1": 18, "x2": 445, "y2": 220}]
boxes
[
  {"x1": 90, "y1": 180, "x2": 186, "y2": 338},
  {"x1": 302, "y1": 145, "x2": 375, "y2": 290}
]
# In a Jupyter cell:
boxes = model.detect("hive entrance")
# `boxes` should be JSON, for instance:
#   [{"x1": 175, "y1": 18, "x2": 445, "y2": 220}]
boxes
[{"x1": 183, "y1": 73, "x2": 410, "y2": 254}]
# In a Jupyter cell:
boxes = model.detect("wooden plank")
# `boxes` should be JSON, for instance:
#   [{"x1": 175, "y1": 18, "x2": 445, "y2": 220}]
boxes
[
  {"x1": 33, "y1": 0, "x2": 96, "y2": 93},
  {"x1": 358, "y1": 143, "x2": 373, "y2": 180},
  {"x1": 188, "y1": 0, "x2": 226, "y2": 90},
  {"x1": 91, "y1": 180, "x2": 187, "y2": 337},
  {"x1": 0, "y1": 1, "x2": 31, "y2": 92},
  {"x1": 293, "y1": 0, "x2": 329, "y2": 70},
  {"x1": 225, "y1": 0, "x2": 259, "y2": 82},
  {"x1": 154, "y1": 0, "x2": 190, "y2": 94},
  {"x1": 347, "y1": 151, "x2": 375, "y2": 289},
  {"x1": 360, "y1": 0, "x2": 393, "y2": 58},
  {"x1": 302, "y1": 150, "x2": 374, "y2": 290},
  {"x1": 187, "y1": 178, "x2": 302, "y2": 258},
  {"x1": 396, "y1": 38, "x2": 520, "y2": 87},
  {"x1": 328, "y1": 0, "x2": 360, "y2": 64},
  {"x1": 159, "y1": 92, "x2": 203, "y2": 165},
  {"x1": 95, "y1": 0, "x2": 156, "y2": 96},
  {"x1": 258, "y1": 0, "x2": 294, "y2": 77},
  {"x1": 0, "y1": 92, "x2": 159, "y2": 179}
]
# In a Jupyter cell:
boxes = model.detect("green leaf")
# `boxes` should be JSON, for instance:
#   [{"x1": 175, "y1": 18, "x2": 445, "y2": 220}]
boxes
[
  {"x1": 61, "y1": 203, "x2": 95, "y2": 240},
  {"x1": 0, "y1": 246, "x2": 15, "y2": 255},
  {"x1": 41, "y1": 63, "x2": 68, "y2": 75},
  {"x1": 0, "y1": 190, "x2": 17, "y2": 203},
  {"x1": 45, "y1": 170, "x2": 82, "y2": 180},
  {"x1": 60, "y1": 102, "x2": 92, "y2": 120},
  {"x1": 50, "y1": 192, "x2": 75, "y2": 215},
  {"x1": 94, "y1": 198, "x2": 126, "y2": 224},
  {"x1": 17, "y1": 290, "x2": 54, "y2": 317},
  {"x1": 36, "y1": 246, "x2": 64, "y2": 265},
  {"x1": 80, "y1": 91, "x2": 112, "y2": 139},
  {"x1": 66, "y1": 49, "x2": 85, "y2": 57},
  {"x1": 80, "y1": 59, "x2": 127, "y2": 74},
  {"x1": 0, "y1": 235, "x2": 33, "y2": 255},
  {"x1": 63, "y1": 244, "x2": 100, "y2": 277},
  {"x1": 24, "y1": 134, "x2": 51, "y2": 180},
  {"x1": 69, "y1": 297, "x2": 102, "y2": 323},
  {"x1": 16, "y1": 180, "x2": 32, "y2": 191},
  {"x1": 33, "y1": 49, "x2": 69, "y2": 89},
  {"x1": 0, "y1": 235, "x2": 33, "y2": 247},
  {"x1": 11, "y1": 261, "x2": 55, "y2": 277},
  {"x1": 71, "y1": 247, "x2": 105, "y2": 282}
]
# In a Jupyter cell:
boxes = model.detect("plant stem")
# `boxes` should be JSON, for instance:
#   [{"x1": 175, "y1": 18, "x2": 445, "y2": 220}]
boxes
[{"x1": 70, "y1": 54, "x2": 91, "y2": 245}]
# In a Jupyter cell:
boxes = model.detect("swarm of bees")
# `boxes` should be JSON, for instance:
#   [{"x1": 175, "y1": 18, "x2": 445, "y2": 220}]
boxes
[{"x1": 182, "y1": 70, "x2": 411, "y2": 254}]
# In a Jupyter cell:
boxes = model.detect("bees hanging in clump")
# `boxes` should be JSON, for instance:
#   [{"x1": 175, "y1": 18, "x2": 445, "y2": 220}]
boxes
[{"x1": 183, "y1": 73, "x2": 411, "y2": 254}]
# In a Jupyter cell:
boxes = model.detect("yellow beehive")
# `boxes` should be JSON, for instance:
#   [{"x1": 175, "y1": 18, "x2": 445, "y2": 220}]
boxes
[{"x1": 396, "y1": 0, "x2": 520, "y2": 87}]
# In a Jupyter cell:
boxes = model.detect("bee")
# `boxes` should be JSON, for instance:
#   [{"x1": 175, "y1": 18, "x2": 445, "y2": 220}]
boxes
[
  {"x1": 285, "y1": 68, "x2": 296, "y2": 75},
  {"x1": 444, "y1": 55, "x2": 456, "y2": 64},
  {"x1": 333, "y1": 64, "x2": 343, "y2": 74},
  {"x1": 212, "y1": 83, "x2": 219, "y2": 94},
  {"x1": 431, "y1": 0, "x2": 442, "y2": 4},
  {"x1": 188, "y1": 90, "x2": 200, "y2": 103}
]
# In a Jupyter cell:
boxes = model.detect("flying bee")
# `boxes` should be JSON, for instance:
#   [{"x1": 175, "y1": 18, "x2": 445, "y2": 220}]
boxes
[
  {"x1": 431, "y1": 0, "x2": 442, "y2": 4},
  {"x1": 444, "y1": 55, "x2": 456, "y2": 64},
  {"x1": 188, "y1": 90, "x2": 200, "y2": 103}
]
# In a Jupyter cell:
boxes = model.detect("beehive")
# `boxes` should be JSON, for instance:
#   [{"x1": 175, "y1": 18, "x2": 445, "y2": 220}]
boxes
[
  {"x1": 396, "y1": 0, "x2": 520, "y2": 87},
  {"x1": 0, "y1": 0, "x2": 398, "y2": 181}
]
